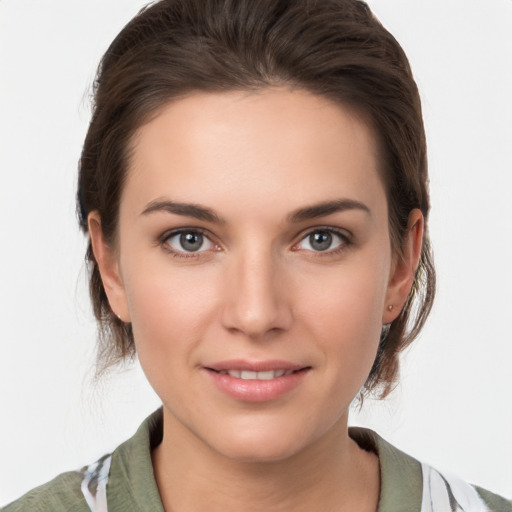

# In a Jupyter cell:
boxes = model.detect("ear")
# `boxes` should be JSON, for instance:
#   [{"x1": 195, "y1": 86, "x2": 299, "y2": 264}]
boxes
[
  {"x1": 88, "y1": 211, "x2": 131, "y2": 322},
  {"x1": 383, "y1": 209, "x2": 424, "y2": 324}
]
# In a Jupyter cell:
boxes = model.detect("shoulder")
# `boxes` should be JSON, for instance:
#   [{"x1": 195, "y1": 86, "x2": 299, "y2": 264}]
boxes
[
  {"x1": 2, "y1": 470, "x2": 89, "y2": 512},
  {"x1": 2, "y1": 453, "x2": 112, "y2": 512},
  {"x1": 2, "y1": 409, "x2": 163, "y2": 512},
  {"x1": 349, "y1": 426, "x2": 512, "y2": 512}
]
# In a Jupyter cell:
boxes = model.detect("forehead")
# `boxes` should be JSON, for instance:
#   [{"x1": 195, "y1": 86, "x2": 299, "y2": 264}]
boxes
[{"x1": 124, "y1": 88, "x2": 385, "y2": 221}]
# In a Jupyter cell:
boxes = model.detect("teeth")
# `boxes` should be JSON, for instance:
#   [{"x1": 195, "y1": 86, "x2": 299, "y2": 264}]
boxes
[
  {"x1": 253, "y1": 370, "x2": 274, "y2": 380},
  {"x1": 241, "y1": 370, "x2": 258, "y2": 380},
  {"x1": 224, "y1": 369, "x2": 294, "y2": 380}
]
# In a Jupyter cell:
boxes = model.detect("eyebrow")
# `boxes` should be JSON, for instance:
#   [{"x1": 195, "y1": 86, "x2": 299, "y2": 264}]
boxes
[
  {"x1": 141, "y1": 200, "x2": 225, "y2": 224},
  {"x1": 287, "y1": 199, "x2": 371, "y2": 223},
  {"x1": 141, "y1": 197, "x2": 370, "y2": 224}
]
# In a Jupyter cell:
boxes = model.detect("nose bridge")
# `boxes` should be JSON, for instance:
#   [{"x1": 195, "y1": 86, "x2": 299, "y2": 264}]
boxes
[{"x1": 221, "y1": 242, "x2": 291, "y2": 337}]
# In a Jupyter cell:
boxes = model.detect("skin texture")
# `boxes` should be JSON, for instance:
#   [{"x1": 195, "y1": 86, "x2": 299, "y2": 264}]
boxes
[{"x1": 89, "y1": 88, "x2": 423, "y2": 511}]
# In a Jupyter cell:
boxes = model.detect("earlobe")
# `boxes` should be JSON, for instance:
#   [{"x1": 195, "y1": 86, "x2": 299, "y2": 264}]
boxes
[
  {"x1": 88, "y1": 212, "x2": 131, "y2": 322},
  {"x1": 383, "y1": 209, "x2": 424, "y2": 324}
]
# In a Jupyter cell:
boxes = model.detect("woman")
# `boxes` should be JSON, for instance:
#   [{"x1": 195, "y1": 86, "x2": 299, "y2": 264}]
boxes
[{"x1": 3, "y1": 0, "x2": 511, "y2": 510}]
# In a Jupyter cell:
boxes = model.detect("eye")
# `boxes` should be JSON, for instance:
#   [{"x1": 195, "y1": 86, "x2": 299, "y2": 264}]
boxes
[
  {"x1": 164, "y1": 229, "x2": 216, "y2": 254},
  {"x1": 296, "y1": 229, "x2": 349, "y2": 253}
]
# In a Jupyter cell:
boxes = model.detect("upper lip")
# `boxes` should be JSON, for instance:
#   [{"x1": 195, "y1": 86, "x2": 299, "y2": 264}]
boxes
[{"x1": 204, "y1": 359, "x2": 309, "y2": 372}]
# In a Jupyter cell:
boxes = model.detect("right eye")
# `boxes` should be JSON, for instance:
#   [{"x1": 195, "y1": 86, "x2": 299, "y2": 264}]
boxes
[
  {"x1": 294, "y1": 228, "x2": 350, "y2": 254},
  {"x1": 164, "y1": 229, "x2": 216, "y2": 255}
]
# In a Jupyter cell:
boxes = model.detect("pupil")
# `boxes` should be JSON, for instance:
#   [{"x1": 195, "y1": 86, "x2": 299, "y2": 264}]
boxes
[
  {"x1": 310, "y1": 231, "x2": 332, "y2": 251},
  {"x1": 180, "y1": 232, "x2": 203, "y2": 252}
]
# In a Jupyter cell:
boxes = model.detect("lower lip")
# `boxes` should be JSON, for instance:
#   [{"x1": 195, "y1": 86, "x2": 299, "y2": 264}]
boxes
[{"x1": 204, "y1": 369, "x2": 309, "y2": 402}]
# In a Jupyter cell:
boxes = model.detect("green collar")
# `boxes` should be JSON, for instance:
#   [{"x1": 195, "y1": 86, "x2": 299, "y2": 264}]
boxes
[
  {"x1": 349, "y1": 427, "x2": 423, "y2": 511},
  {"x1": 107, "y1": 409, "x2": 165, "y2": 512},
  {"x1": 107, "y1": 408, "x2": 424, "y2": 512}
]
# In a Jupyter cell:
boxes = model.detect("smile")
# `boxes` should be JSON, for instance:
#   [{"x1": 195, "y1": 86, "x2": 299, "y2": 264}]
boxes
[
  {"x1": 204, "y1": 362, "x2": 311, "y2": 402},
  {"x1": 214, "y1": 369, "x2": 296, "y2": 380}
]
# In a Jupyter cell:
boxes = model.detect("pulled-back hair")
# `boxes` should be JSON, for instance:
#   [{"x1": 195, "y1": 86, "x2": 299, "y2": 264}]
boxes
[{"x1": 78, "y1": 0, "x2": 435, "y2": 398}]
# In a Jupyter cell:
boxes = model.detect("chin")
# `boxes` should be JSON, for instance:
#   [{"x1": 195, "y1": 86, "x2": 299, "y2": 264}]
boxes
[
  {"x1": 212, "y1": 433, "x2": 306, "y2": 464},
  {"x1": 200, "y1": 414, "x2": 333, "y2": 464}
]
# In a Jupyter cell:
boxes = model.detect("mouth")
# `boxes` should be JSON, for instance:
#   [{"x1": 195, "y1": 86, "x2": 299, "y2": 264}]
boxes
[
  {"x1": 204, "y1": 359, "x2": 310, "y2": 379},
  {"x1": 203, "y1": 360, "x2": 311, "y2": 401},
  {"x1": 207, "y1": 368, "x2": 307, "y2": 380},
  {"x1": 204, "y1": 363, "x2": 311, "y2": 402}
]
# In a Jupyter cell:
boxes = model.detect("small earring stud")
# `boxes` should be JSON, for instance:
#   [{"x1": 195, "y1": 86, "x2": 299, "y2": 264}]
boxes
[{"x1": 387, "y1": 305, "x2": 394, "y2": 311}]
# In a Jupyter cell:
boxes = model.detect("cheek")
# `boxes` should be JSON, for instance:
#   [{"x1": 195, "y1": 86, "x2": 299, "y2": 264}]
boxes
[
  {"x1": 121, "y1": 259, "x2": 221, "y2": 362},
  {"x1": 293, "y1": 256, "x2": 390, "y2": 378},
  {"x1": 297, "y1": 259, "x2": 389, "y2": 334}
]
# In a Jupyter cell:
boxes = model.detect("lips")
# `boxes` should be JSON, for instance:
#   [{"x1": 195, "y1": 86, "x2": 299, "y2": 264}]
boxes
[{"x1": 203, "y1": 360, "x2": 311, "y2": 402}]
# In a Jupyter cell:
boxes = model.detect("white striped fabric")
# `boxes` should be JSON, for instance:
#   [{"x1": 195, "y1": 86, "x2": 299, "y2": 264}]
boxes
[
  {"x1": 80, "y1": 454, "x2": 112, "y2": 512},
  {"x1": 421, "y1": 463, "x2": 490, "y2": 512}
]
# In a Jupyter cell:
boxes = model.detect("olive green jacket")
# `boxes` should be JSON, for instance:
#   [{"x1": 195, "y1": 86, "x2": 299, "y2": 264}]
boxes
[{"x1": 3, "y1": 409, "x2": 511, "y2": 511}]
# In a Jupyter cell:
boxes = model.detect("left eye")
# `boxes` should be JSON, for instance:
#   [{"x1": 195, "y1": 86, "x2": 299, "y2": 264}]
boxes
[
  {"x1": 296, "y1": 229, "x2": 347, "y2": 252},
  {"x1": 165, "y1": 230, "x2": 215, "y2": 253}
]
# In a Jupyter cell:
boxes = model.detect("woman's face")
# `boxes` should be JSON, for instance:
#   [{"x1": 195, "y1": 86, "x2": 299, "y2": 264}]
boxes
[{"x1": 93, "y1": 89, "x2": 416, "y2": 462}]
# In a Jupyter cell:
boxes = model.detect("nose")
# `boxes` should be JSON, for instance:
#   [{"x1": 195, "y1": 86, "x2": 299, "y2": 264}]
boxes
[{"x1": 220, "y1": 248, "x2": 293, "y2": 339}]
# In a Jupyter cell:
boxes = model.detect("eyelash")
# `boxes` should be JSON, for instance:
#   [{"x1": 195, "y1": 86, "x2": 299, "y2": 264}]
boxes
[{"x1": 159, "y1": 226, "x2": 352, "y2": 259}]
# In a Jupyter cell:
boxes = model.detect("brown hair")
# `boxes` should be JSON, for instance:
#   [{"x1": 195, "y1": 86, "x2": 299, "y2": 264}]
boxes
[{"x1": 78, "y1": 0, "x2": 435, "y2": 397}]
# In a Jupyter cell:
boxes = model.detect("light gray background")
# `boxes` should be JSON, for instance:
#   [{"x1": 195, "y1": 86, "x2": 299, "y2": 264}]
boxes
[{"x1": 1, "y1": 0, "x2": 511, "y2": 505}]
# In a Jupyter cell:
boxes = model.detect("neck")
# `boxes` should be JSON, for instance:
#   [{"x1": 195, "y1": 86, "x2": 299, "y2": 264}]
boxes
[{"x1": 152, "y1": 408, "x2": 380, "y2": 512}]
